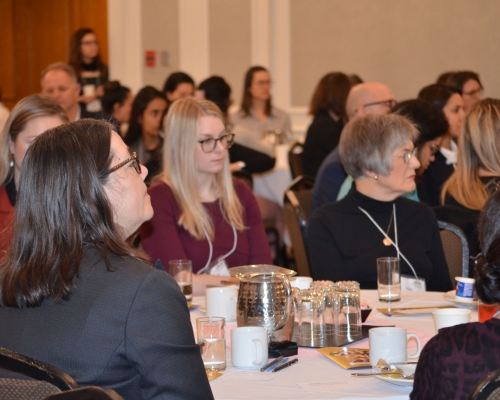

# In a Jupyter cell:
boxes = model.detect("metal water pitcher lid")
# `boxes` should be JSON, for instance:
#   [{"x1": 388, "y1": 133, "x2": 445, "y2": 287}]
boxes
[{"x1": 229, "y1": 264, "x2": 296, "y2": 280}]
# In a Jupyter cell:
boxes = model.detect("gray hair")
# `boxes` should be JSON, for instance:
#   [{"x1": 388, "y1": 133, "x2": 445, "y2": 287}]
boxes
[
  {"x1": 40, "y1": 62, "x2": 78, "y2": 84},
  {"x1": 339, "y1": 114, "x2": 419, "y2": 179}
]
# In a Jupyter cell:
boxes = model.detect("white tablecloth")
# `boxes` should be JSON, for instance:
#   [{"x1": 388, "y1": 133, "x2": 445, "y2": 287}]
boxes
[{"x1": 191, "y1": 290, "x2": 478, "y2": 400}]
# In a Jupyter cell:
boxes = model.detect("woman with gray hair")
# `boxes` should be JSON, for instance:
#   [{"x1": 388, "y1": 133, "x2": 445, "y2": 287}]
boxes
[{"x1": 307, "y1": 114, "x2": 452, "y2": 291}]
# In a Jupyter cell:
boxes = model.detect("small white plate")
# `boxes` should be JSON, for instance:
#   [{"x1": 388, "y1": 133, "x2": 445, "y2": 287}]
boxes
[
  {"x1": 375, "y1": 364, "x2": 416, "y2": 387},
  {"x1": 443, "y1": 290, "x2": 478, "y2": 306}
]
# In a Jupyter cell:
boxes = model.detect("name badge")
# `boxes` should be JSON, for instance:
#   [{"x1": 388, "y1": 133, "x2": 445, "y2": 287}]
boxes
[
  {"x1": 208, "y1": 257, "x2": 230, "y2": 276},
  {"x1": 401, "y1": 275, "x2": 426, "y2": 292}
]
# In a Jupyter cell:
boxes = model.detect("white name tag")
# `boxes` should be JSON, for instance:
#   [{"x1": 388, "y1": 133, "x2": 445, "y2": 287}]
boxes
[
  {"x1": 208, "y1": 258, "x2": 230, "y2": 276},
  {"x1": 401, "y1": 275, "x2": 426, "y2": 292}
]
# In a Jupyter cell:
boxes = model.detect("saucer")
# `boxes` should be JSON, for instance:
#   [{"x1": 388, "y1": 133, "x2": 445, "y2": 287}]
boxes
[
  {"x1": 375, "y1": 364, "x2": 416, "y2": 387},
  {"x1": 443, "y1": 290, "x2": 478, "y2": 306}
]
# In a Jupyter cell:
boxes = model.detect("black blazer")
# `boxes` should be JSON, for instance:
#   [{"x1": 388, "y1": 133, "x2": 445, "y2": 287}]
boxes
[{"x1": 0, "y1": 249, "x2": 214, "y2": 400}]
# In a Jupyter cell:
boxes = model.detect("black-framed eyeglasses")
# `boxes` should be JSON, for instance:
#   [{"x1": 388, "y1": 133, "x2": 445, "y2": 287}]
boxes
[
  {"x1": 198, "y1": 133, "x2": 235, "y2": 153},
  {"x1": 363, "y1": 99, "x2": 397, "y2": 110},
  {"x1": 108, "y1": 152, "x2": 141, "y2": 174},
  {"x1": 430, "y1": 143, "x2": 441, "y2": 156}
]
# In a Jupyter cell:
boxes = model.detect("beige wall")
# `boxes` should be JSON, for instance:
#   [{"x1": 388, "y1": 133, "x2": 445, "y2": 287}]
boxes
[
  {"x1": 209, "y1": 0, "x2": 251, "y2": 107},
  {"x1": 141, "y1": 0, "x2": 179, "y2": 90},
  {"x1": 290, "y1": 0, "x2": 500, "y2": 107}
]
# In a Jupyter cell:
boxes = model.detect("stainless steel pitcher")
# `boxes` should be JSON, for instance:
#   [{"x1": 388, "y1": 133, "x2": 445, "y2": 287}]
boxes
[{"x1": 229, "y1": 265, "x2": 296, "y2": 339}]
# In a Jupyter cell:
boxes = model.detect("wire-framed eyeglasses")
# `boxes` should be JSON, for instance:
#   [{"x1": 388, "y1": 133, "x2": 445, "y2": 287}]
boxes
[
  {"x1": 198, "y1": 133, "x2": 235, "y2": 153},
  {"x1": 363, "y1": 99, "x2": 397, "y2": 110},
  {"x1": 108, "y1": 152, "x2": 141, "y2": 174},
  {"x1": 396, "y1": 149, "x2": 418, "y2": 164}
]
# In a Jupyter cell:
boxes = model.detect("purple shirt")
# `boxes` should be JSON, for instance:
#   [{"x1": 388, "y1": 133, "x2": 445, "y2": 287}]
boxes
[
  {"x1": 410, "y1": 318, "x2": 500, "y2": 400},
  {"x1": 140, "y1": 179, "x2": 273, "y2": 273}
]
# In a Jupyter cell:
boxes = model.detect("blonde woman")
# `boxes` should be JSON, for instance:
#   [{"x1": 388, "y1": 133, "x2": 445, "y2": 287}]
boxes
[
  {"x1": 438, "y1": 98, "x2": 500, "y2": 274},
  {"x1": 140, "y1": 97, "x2": 272, "y2": 292}
]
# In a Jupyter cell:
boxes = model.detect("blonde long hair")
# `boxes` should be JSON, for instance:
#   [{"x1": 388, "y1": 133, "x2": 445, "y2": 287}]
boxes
[
  {"x1": 441, "y1": 98, "x2": 500, "y2": 210},
  {"x1": 159, "y1": 97, "x2": 244, "y2": 240}
]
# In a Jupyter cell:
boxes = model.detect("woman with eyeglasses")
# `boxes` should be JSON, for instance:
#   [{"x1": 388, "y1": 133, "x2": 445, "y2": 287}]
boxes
[
  {"x1": 437, "y1": 70, "x2": 483, "y2": 113},
  {"x1": 307, "y1": 114, "x2": 452, "y2": 291},
  {"x1": 140, "y1": 97, "x2": 272, "y2": 293},
  {"x1": 437, "y1": 99, "x2": 500, "y2": 276},
  {"x1": 0, "y1": 119, "x2": 213, "y2": 399},
  {"x1": 410, "y1": 190, "x2": 500, "y2": 400},
  {"x1": 0, "y1": 95, "x2": 68, "y2": 259},
  {"x1": 230, "y1": 66, "x2": 291, "y2": 157},
  {"x1": 417, "y1": 84, "x2": 465, "y2": 206}
]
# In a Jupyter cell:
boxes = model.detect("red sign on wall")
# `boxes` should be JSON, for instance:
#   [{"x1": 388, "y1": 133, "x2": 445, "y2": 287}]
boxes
[{"x1": 145, "y1": 51, "x2": 156, "y2": 67}]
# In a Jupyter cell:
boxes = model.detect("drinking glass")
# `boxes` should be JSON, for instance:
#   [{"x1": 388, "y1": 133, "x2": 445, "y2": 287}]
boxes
[
  {"x1": 333, "y1": 281, "x2": 361, "y2": 337},
  {"x1": 169, "y1": 260, "x2": 193, "y2": 301},
  {"x1": 196, "y1": 317, "x2": 226, "y2": 372},
  {"x1": 478, "y1": 300, "x2": 499, "y2": 323},
  {"x1": 377, "y1": 257, "x2": 401, "y2": 302},
  {"x1": 297, "y1": 289, "x2": 325, "y2": 341}
]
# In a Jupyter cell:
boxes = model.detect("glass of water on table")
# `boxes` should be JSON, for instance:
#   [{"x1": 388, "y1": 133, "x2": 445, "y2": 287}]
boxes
[
  {"x1": 377, "y1": 257, "x2": 401, "y2": 302},
  {"x1": 196, "y1": 317, "x2": 226, "y2": 372},
  {"x1": 169, "y1": 260, "x2": 193, "y2": 301}
]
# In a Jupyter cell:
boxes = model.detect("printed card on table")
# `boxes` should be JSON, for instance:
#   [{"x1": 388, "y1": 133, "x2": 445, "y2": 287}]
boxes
[{"x1": 317, "y1": 347, "x2": 371, "y2": 369}]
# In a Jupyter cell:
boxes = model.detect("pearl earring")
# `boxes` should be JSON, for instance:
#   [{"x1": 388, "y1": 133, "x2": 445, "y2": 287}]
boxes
[
  {"x1": 374, "y1": 175, "x2": 378, "y2": 180},
  {"x1": 9, "y1": 155, "x2": 14, "y2": 168}
]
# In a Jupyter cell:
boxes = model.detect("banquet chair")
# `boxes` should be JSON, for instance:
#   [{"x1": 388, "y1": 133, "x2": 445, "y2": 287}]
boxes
[
  {"x1": 0, "y1": 346, "x2": 78, "y2": 399},
  {"x1": 468, "y1": 368, "x2": 500, "y2": 400},
  {"x1": 288, "y1": 142, "x2": 305, "y2": 179},
  {"x1": 284, "y1": 176, "x2": 315, "y2": 277},
  {"x1": 44, "y1": 386, "x2": 124, "y2": 400},
  {"x1": 438, "y1": 220, "x2": 469, "y2": 282}
]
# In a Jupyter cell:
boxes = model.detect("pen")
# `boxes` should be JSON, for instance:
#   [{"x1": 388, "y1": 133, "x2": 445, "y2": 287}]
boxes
[
  {"x1": 260, "y1": 356, "x2": 283, "y2": 372},
  {"x1": 271, "y1": 358, "x2": 299, "y2": 373},
  {"x1": 266, "y1": 357, "x2": 289, "y2": 372}
]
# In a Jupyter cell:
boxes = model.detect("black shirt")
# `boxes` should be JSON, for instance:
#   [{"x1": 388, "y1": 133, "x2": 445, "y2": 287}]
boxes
[{"x1": 307, "y1": 186, "x2": 452, "y2": 291}]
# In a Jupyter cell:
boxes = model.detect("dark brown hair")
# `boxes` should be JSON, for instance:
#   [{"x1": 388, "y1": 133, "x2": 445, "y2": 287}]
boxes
[
  {"x1": 68, "y1": 28, "x2": 107, "y2": 77},
  {"x1": 437, "y1": 71, "x2": 483, "y2": 92},
  {"x1": 308, "y1": 72, "x2": 352, "y2": 119},
  {"x1": 0, "y1": 119, "x2": 148, "y2": 308},
  {"x1": 240, "y1": 66, "x2": 271, "y2": 117}
]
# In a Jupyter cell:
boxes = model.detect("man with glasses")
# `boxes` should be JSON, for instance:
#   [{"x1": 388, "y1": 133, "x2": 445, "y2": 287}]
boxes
[{"x1": 313, "y1": 82, "x2": 396, "y2": 210}]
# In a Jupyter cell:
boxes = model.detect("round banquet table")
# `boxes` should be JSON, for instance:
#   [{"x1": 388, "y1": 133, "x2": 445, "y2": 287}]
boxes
[{"x1": 190, "y1": 290, "x2": 478, "y2": 400}]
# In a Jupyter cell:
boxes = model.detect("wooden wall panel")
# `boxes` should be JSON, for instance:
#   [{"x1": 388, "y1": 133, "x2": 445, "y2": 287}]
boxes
[{"x1": 0, "y1": 0, "x2": 108, "y2": 110}]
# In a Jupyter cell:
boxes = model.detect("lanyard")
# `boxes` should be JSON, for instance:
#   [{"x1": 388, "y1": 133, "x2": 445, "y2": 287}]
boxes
[
  {"x1": 197, "y1": 221, "x2": 238, "y2": 274},
  {"x1": 358, "y1": 204, "x2": 419, "y2": 280}
]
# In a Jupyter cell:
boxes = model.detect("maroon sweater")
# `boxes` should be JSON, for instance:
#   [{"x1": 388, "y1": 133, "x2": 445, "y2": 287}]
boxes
[
  {"x1": 140, "y1": 179, "x2": 272, "y2": 273},
  {"x1": 410, "y1": 318, "x2": 500, "y2": 400}
]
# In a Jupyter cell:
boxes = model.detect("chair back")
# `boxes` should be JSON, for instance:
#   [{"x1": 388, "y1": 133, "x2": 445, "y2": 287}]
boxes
[
  {"x1": 468, "y1": 368, "x2": 500, "y2": 400},
  {"x1": 438, "y1": 220, "x2": 469, "y2": 282},
  {"x1": 0, "y1": 347, "x2": 78, "y2": 396},
  {"x1": 288, "y1": 142, "x2": 305, "y2": 179},
  {"x1": 45, "y1": 386, "x2": 125, "y2": 400},
  {"x1": 0, "y1": 378, "x2": 62, "y2": 399},
  {"x1": 284, "y1": 176, "x2": 315, "y2": 277}
]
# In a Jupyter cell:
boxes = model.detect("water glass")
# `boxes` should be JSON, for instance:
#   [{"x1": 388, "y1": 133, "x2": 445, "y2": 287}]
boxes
[
  {"x1": 377, "y1": 257, "x2": 401, "y2": 302},
  {"x1": 297, "y1": 289, "x2": 325, "y2": 341},
  {"x1": 196, "y1": 317, "x2": 226, "y2": 372},
  {"x1": 333, "y1": 281, "x2": 361, "y2": 337},
  {"x1": 169, "y1": 260, "x2": 193, "y2": 301}
]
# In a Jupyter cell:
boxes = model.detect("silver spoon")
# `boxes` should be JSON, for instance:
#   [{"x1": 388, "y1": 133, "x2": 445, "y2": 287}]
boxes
[{"x1": 351, "y1": 371, "x2": 415, "y2": 380}]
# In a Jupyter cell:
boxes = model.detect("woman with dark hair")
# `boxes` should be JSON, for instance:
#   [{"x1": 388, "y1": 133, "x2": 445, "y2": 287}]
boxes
[
  {"x1": 125, "y1": 86, "x2": 167, "y2": 181},
  {"x1": 410, "y1": 190, "x2": 500, "y2": 400},
  {"x1": 437, "y1": 70, "x2": 483, "y2": 112},
  {"x1": 0, "y1": 119, "x2": 213, "y2": 399},
  {"x1": 302, "y1": 72, "x2": 352, "y2": 177},
  {"x1": 162, "y1": 71, "x2": 195, "y2": 108},
  {"x1": 308, "y1": 114, "x2": 451, "y2": 291},
  {"x1": 0, "y1": 95, "x2": 68, "y2": 257},
  {"x1": 231, "y1": 66, "x2": 291, "y2": 157},
  {"x1": 68, "y1": 28, "x2": 108, "y2": 112},
  {"x1": 417, "y1": 83, "x2": 464, "y2": 205},
  {"x1": 198, "y1": 76, "x2": 275, "y2": 174},
  {"x1": 101, "y1": 81, "x2": 134, "y2": 136}
]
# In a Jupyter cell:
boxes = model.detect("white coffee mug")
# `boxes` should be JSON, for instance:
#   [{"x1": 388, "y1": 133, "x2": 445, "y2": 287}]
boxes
[
  {"x1": 433, "y1": 308, "x2": 471, "y2": 331},
  {"x1": 206, "y1": 287, "x2": 238, "y2": 322},
  {"x1": 369, "y1": 327, "x2": 421, "y2": 367},
  {"x1": 231, "y1": 326, "x2": 268, "y2": 369}
]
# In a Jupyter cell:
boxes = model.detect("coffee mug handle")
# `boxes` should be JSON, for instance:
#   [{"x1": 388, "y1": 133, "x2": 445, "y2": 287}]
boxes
[
  {"x1": 406, "y1": 333, "x2": 421, "y2": 358},
  {"x1": 252, "y1": 338, "x2": 263, "y2": 365},
  {"x1": 228, "y1": 296, "x2": 237, "y2": 320}
]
